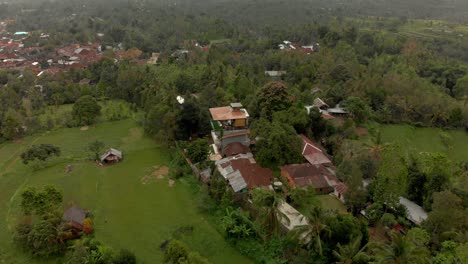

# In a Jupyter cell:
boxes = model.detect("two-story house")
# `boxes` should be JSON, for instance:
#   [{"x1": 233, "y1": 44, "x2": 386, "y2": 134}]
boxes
[{"x1": 209, "y1": 103, "x2": 250, "y2": 156}]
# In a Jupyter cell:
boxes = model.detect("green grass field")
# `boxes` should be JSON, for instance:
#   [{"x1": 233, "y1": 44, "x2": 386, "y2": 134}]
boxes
[
  {"x1": 317, "y1": 195, "x2": 348, "y2": 214},
  {"x1": 0, "y1": 119, "x2": 251, "y2": 264},
  {"x1": 378, "y1": 124, "x2": 468, "y2": 163}
]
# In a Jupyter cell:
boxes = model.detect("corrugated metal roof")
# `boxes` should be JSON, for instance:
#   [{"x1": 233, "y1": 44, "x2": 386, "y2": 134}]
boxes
[
  {"x1": 227, "y1": 171, "x2": 247, "y2": 192},
  {"x1": 100, "y1": 148, "x2": 122, "y2": 162},
  {"x1": 399, "y1": 197, "x2": 428, "y2": 225}
]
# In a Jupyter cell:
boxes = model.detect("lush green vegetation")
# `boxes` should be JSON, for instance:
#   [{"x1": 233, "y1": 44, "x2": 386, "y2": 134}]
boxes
[
  {"x1": 378, "y1": 124, "x2": 468, "y2": 163},
  {"x1": 0, "y1": 0, "x2": 467, "y2": 263},
  {"x1": 0, "y1": 119, "x2": 250, "y2": 263}
]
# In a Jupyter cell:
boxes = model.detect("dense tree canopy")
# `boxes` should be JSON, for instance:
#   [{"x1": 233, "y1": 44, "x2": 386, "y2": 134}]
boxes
[
  {"x1": 20, "y1": 144, "x2": 61, "y2": 165},
  {"x1": 72, "y1": 95, "x2": 101, "y2": 126}
]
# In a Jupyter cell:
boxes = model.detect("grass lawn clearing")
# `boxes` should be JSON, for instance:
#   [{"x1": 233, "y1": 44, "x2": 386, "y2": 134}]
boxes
[
  {"x1": 317, "y1": 195, "x2": 348, "y2": 214},
  {"x1": 0, "y1": 119, "x2": 251, "y2": 264},
  {"x1": 378, "y1": 124, "x2": 468, "y2": 163}
]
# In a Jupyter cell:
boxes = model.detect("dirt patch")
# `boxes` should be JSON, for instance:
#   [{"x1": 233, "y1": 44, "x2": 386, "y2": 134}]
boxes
[
  {"x1": 141, "y1": 165, "x2": 169, "y2": 184},
  {"x1": 355, "y1": 127, "x2": 368, "y2": 137},
  {"x1": 80, "y1": 126, "x2": 89, "y2": 131},
  {"x1": 168, "y1": 179, "x2": 175, "y2": 187},
  {"x1": 153, "y1": 166, "x2": 169, "y2": 179}
]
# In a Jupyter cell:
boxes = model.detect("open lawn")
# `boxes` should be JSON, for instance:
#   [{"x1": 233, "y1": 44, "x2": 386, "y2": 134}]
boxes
[
  {"x1": 0, "y1": 119, "x2": 251, "y2": 264},
  {"x1": 378, "y1": 124, "x2": 468, "y2": 163},
  {"x1": 317, "y1": 195, "x2": 348, "y2": 214}
]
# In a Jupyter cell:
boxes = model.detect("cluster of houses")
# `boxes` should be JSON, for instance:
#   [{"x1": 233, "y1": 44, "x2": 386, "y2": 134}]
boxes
[
  {"x1": 202, "y1": 101, "x2": 428, "y2": 232},
  {"x1": 206, "y1": 102, "x2": 347, "y2": 197},
  {"x1": 201, "y1": 102, "x2": 349, "y2": 230},
  {"x1": 0, "y1": 19, "x2": 104, "y2": 76},
  {"x1": 0, "y1": 18, "x2": 162, "y2": 78}
]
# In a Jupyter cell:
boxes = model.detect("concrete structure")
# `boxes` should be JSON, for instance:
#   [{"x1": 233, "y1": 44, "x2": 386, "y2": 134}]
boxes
[{"x1": 209, "y1": 103, "x2": 250, "y2": 156}]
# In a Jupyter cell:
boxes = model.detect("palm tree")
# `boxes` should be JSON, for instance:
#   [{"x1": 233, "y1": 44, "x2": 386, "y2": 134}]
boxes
[
  {"x1": 364, "y1": 129, "x2": 389, "y2": 161},
  {"x1": 293, "y1": 206, "x2": 330, "y2": 256},
  {"x1": 333, "y1": 236, "x2": 369, "y2": 264},
  {"x1": 372, "y1": 232, "x2": 430, "y2": 264},
  {"x1": 251, "y1": 189, "x2": 287, "y2": 239}
]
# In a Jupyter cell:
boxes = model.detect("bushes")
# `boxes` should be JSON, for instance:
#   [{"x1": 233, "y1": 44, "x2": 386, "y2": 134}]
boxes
[
  {"x1": 163, "y1": 240, "x2": 210, "y2": 264},
  {"x1": 381, "y1": 213, "x2": 397, "y2": 227},
  {"x1": 186, "y1": 139, "x2": 209, "y2": 164},
  {"x1": 113, "y1": 249, "x2": 137, "y2": 264},
  {"x1": 20, "y1": 144, "x2": 61, "y2": 165},
  {"x1": 65, "y1": 238, "x2": 136, "y2": 264}
]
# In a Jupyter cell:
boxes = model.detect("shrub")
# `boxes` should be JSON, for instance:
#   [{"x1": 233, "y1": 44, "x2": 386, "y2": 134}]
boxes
[
  {"x1": 381, "y1": 213, "x2": 397, "y2": 227},
  {"x1": 113, "y1": 249, "x2": 137, "y2": 264},
  {"x1": 20, "y1": 144, "x2": 61, "y2": 164},
  {"x1": 164, "y1": 240, "x2": 189, "y2": 263},
  {"x1": 186, "y1": 139, "x2": 209, "y2": 164},
  {"x1": 163, "y1": 240, "x2": 210, "y2": 264}
]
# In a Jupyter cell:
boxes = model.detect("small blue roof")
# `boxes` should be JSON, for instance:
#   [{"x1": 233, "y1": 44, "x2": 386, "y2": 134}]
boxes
[{"x1": 14, "y1": 32, "x2": 28, "y2": 35}]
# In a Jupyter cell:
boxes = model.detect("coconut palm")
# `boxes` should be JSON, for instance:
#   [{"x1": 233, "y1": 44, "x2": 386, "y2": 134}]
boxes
[
  {"x1": 364, "y1": 129, "x2": 389, "y2": 160},
  {"x1": 372, "y1": 232, "x2": 430, "y2": 264},
  {"x1": 251, "y1": 189, "x2": 287, "y2": 239},
  {"x1": 293, "y1": 206, "x2": 330, "y2": 256},
  {"x1": 333, "y1": 236, "x2": 369, "y2": 264}
]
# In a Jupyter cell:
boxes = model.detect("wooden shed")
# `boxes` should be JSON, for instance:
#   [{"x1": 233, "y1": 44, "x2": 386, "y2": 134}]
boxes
[{"x1": 100, "y1": 148, "x2": 123, "y2": 164}]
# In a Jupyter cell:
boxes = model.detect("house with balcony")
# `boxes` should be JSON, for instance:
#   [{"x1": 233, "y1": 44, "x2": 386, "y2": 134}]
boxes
[{"x1": 209, "y1": 103, "x2": 250, "y2": 156}]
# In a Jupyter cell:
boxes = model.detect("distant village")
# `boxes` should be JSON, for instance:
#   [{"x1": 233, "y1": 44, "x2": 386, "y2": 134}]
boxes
[{"x1": 0, "y1": 18, "x2": 322, "y2": 81}]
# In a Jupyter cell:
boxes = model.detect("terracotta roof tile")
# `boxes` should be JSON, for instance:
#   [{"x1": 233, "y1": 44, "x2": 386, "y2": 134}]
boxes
[
  {"x1": 299, "y1": 134, "x2": 332, "y2": 165},
  {"x1": 209, "y1": 106, "x2": 248, "y2": 121}
]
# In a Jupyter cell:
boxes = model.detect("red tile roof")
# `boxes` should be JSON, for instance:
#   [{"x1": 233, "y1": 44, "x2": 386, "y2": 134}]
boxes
[
  {"x1": 209, "y1": 106, "x2": 248, "y2": 121},
  {"x1": 299, "y1": 134, "x2": 332, "y2": 165},
  {"x1": 230, "y1": 158, "x2": 274, "y2": 189},
  {"x1": 281, "y1": 163, "x2": 333, "y2": 189},
  {"x1": 334, "y1": 182, "x2": 348, "y2": 194},
  {"x1": 223, "y1": 142, "x2": 250, "y2": 157}
]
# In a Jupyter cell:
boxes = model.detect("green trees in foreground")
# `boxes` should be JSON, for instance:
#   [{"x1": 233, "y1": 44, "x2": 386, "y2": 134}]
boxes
[
  {"x1": 15, "y1": 185, "x2": 67, "y2": 257},
  {"x1": 15, "y1": 185, "x2": 137, "y2": 263}
]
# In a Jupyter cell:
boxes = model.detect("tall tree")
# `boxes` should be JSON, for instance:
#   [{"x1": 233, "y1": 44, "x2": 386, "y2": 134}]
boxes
[
  {"x1": 253, "y1": 119, "x2": 303, "y2": 166},
  {"x1": 72, "y1": 95, "x2": 101, "y2": 126},
  {"x1": 293, "y1": 207, "x2": 330, "y2": 256},
  {"x1": 333, "y1": 236, "x2": 369, "y2": 264},
  {"x1": 424, "y1": 191, "x2": 467, "y2": 244},
  {"x1": 257, "y1": 81, "x2": 292, "y2": 120},
  {"x1": 372, "y1": 232, "x2": 430, "y2": 264},
  {"x1": 251, "y1": 189, "x2": 285, "y2": 239}
]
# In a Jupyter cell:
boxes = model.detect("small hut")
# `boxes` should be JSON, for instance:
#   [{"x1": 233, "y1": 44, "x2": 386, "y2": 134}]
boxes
[
  {"x1": 63, "y1": 205, "x2": 87, "y2": 237},
  {"x1": 100, "y1": 148, "x2": 123, "y2": 164}
]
